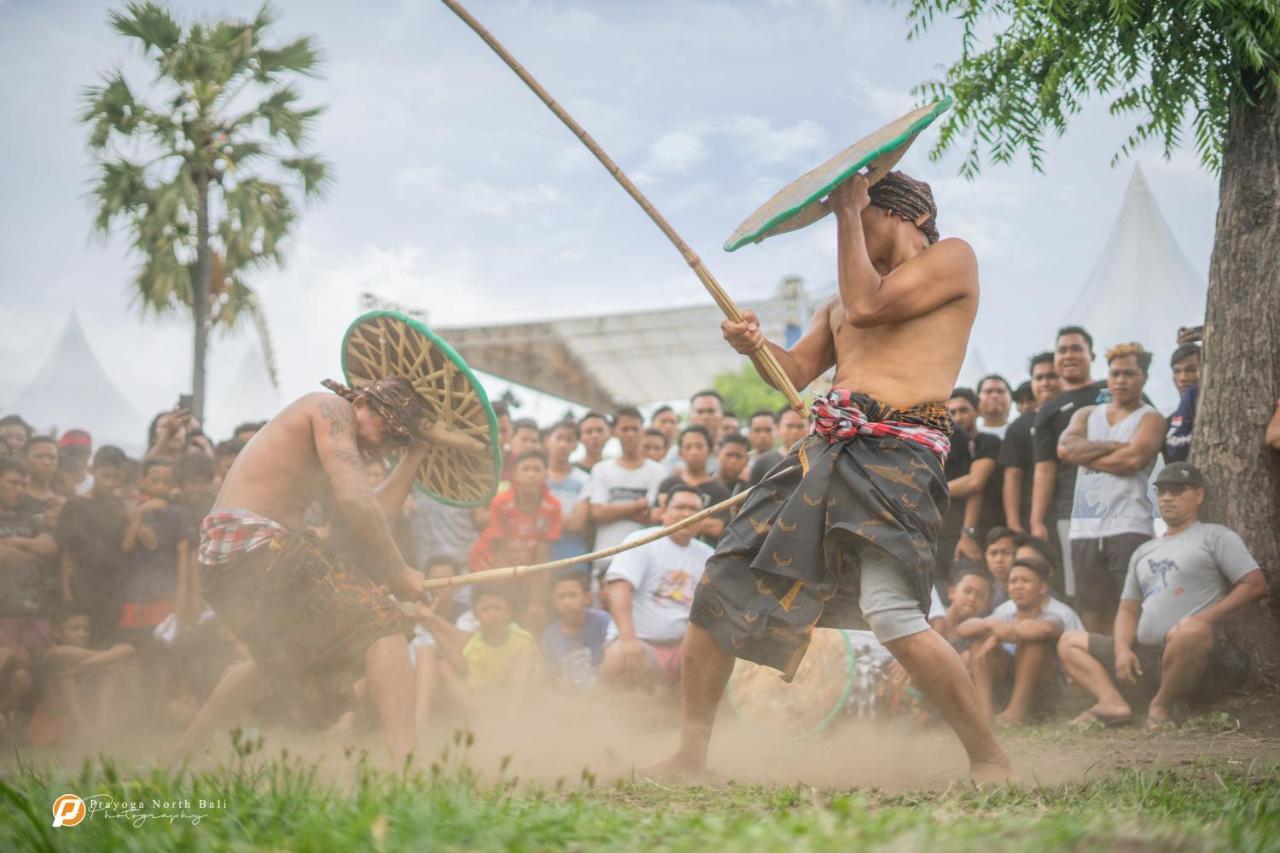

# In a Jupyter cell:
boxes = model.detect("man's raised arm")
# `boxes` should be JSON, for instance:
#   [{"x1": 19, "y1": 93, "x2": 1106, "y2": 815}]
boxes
[{"x1": 312, "y1": 396, "x2": 413, "y2": 594}]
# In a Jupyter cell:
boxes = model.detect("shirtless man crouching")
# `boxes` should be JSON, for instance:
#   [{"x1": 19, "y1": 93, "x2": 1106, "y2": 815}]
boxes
[
  {"x1": 172, "y1": 377, "x2": 449, "y2": 767},
  {"x1": 647, "y1": 172, "x2": 1011, "y2": 783}
]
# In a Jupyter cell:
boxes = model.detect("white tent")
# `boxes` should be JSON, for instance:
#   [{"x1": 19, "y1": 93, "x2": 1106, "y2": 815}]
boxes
[
  {"x1": 6, "y1": 312, "x2": 142, "y2": 450},
  {"x1": 207, "y1": 345, "x2": 283, "y2": 441},
  {"x1": 1062, "y1": 165, "x2": 1207, "y2": 410}
]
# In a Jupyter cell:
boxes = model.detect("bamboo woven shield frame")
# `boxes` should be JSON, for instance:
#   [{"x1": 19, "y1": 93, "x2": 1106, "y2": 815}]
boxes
[
  {"x1": 724, "y1": 98, "x2": 952, "y2": 252},
  {"x1": 341, "y1": 311, "x2": 502, "y2": 508}
]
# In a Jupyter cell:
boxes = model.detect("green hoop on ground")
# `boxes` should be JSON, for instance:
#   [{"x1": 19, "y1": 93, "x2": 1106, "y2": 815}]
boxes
[
  {"x1": 340, "y1": 310, "x2": 502, "y2": 509},
  {"x1": 723, "y1": 97, "x2": 953, "y2": 252},
  {"x1": 727, "y1": 628, "x2": 856, "y2": 739}
]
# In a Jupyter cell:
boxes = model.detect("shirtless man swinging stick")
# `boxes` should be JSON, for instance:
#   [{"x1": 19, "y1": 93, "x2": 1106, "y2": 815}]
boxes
[
  {"x1": 649, "y1": 172, "x2": 1011, "y2": 782},
  {"x1": 172, "y1": 377, "x2": 452, "y2": 767}
]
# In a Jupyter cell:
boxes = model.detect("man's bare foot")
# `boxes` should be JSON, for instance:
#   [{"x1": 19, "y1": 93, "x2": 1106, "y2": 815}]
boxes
[
  {"x1": 637, "y1": 754, "x2": 710, "y2": 785},
  {"x1": 1068, "y1": 702, "x2": 1132, "y2": 729},
  {"x1": 994, "y1": 711, "x2": 1027, "y2": 728},
  {"x1": 1145, "y1": 704, "x2": 1177, "y2": 732},
  {"x1": 969, "y1": 761, "x2": 1014, "y2": 786}
]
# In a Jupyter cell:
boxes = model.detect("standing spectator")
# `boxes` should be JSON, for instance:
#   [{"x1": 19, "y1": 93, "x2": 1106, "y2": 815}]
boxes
[
  {"x1": 1012, "y1": 381, "x2": 1036, "y2": 417},
  {"x1": 715, "y1": 433, "x2": 750, "y2": 492},
  {"x1": 509, "y1": 419, "x2": 542, "y2": 460},
  {"x1": 22, "y1": 436, "x2": 62, "y2": 517},
  {"x1": 175, "y1": 453, "x2": 217, "y2": 520},
  {"x1": 231, "y1": 421, "x2": 265, "y2": 444},
  {"x1": 1059, "y1": 343, "x2": 1164, "y2": 632},
  {"x1": 0, "y1": 416, "x2": 33, "y2": 456},
  {"x1": 657, "y1": 427, "x2": 728, "y2": 539},
  {"x1": 1058, "y1": 463, "x2": 1268, "y2": 730},
  {"x1": 492, "y1": 401, "x2": 513, "y2": 455},
  {"x1": 717, "y1": 413, "x2": 740, "y2": 444},
  {"x1": 55, "y1": 430, "x2": 94, "y2": 497},
  {"x1": 588, "y1": 407, "x2": 664, "y2": 578},
  {"x1": 0, "y1": 457, "x2": 57, "y2": 633},
  {"x1": 1162, "y1": 343, "x2": 1202, "y2": 464},
  {"x1": 776, "y1": 405, "x2": 808, "y2": 453},
  {"x1": 213, "y1": 439, "x2": 243, "y2": 486},
  {"x1": 641, "y1": 428, "x2": 669, "y2": 465},
  {"x1": 1031, "y1": 326, "x2": 1107, "y2": 601},
  {"x1": 118, "y1": 458, "x2": 195, "y2": 642},
  {"x1": 650, "y1": 406, "x2": 679, "y2": 450},
  {"x1": 601, "y1": 486, "x2": 710, "y2": 689},
  {"x1": 1001, "y1": 353, "x2": 1062, "y2": 531},
  {"x1": 55, "y1": 446, "x2": 129, "y2": 643},
  {"x1": 745, "y1": 410, "x2": 780, "y2": 484},
  {"x1": 576, "y1": 411, "x2": 611, "y2": 473},
  {"x1": 544, "y1": 420, "x2": 591, "y2": 564},
  {"x1": 945, "y1": 388, "x2": 1001, "y2": 567},
  {"x1": 976, "y1": 374, "x2": 1014, "y2": 438},
  {"x1": 665, "y1": 391, "x2": 725, "y2": 475},
  {"x1": 469, "y1": 450, "x2": 561, "y2": 629},
  {"x1": 541, "y1": 573, "x2": 616, "y2": 690},
  {"x1": 410, "y1": 495, "x2": 480, "y2": 573},
  {"x1": 961, "y1": 556, "x2": 1082, "y2": 724}
]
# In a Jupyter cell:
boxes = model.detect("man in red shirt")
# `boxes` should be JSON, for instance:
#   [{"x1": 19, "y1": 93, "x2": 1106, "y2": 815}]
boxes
[{"x1": 470, "y1": 450, "x2": 561, "y2": 631}]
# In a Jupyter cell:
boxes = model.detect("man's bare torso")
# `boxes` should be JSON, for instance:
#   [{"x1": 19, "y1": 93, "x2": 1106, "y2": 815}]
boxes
[{"x1": 213, "y1": 392, "x2": 345, "y2": 531}]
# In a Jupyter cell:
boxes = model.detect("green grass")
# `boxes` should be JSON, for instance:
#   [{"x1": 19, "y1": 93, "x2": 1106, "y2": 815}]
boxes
[{"x1": 2, "y1": 732, "x2": 1278, "y2": 851}]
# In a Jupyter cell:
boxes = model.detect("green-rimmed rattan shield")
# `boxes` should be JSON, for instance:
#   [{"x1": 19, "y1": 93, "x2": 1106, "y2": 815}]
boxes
[
  {"x1": 724, "y1": 97, "x2": 952, "y2": 252},
  {"x1": 341, "y1": 311, "x2": 502, "y2": 508},
  {"x1": 727, "y1": 628, "x2": 855, "y2": 739}
]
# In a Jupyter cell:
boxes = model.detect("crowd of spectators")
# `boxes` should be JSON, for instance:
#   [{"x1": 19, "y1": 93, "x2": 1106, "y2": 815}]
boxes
[{"x1": 0, "y1": 320, "x2": 1276, "y2": 749}]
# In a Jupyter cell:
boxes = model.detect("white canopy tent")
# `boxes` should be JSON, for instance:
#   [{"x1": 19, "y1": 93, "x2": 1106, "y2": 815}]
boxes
[
  {"x1": 1061, "y1": 165, "x2": 1207, "y2": 410},
  {"x1": 6, "y1": 312, "x2": 142, "y2": 451},
  {"x1": 207, "y1": 344, "x2": 284, "y2": 442}
]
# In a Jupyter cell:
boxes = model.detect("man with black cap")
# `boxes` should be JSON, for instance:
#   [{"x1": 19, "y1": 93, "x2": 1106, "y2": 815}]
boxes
[{"x1": 1057, "y1": 462, "x2": 1268, "y2": 730}]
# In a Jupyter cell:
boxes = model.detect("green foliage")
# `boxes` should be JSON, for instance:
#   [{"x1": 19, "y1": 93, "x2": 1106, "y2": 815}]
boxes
[
  {"x1": 713, "y1": 363, "x2": 789, "y2": 421},
  {"x1": 83, "y1": 1, "x2": 332, "y2": 381},
  {"x1": 1, "y1": 749, "x2": 1277, "y2": 851},
  {"x1": 904, "y1": 0, "x2": 1280, "y2": 175}
]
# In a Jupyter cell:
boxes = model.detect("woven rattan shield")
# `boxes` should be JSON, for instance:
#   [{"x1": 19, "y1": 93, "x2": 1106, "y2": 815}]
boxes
[
  {"x1": 724, "y1": 97, "x2": 952, "y2": 252},
  {"x1": 341, "y1": 311, "x2": 502, "y2": 508}
]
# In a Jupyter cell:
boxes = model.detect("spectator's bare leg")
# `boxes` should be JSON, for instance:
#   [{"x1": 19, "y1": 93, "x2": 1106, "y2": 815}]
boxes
[
  {"x1": 1148, "y1": 619, "x2": 1212, "y2": 724},
  {"x1": 641, "y1": 624, "x2": 734, "y2": 780},
  {"x1": 1058, "y1": 632, "x2": 1132, "y2": 723},
  {"x1": 968, "y1": 637, "x2": 1004, "y2": 720},
  {"x1": 997, "y1": 642, "x2": 1051, "y2": 725},
  {"x1": 887, "y1": 628, "x2": 1011, "y2": 782},
  {"x1": 364, "y1": 633, "x2": 417, "y2": 771},
  {"x1": 168, "y1": 659, "x2": 266, "y2": 762}
]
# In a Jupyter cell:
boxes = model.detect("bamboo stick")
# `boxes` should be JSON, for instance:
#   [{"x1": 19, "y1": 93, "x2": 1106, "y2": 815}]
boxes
[
  {"x1": 440, "y1": 0, "x2": 807, "y2": 416},
  {"x1": 419, "y1": 463, "x2": 800, "y2": 593}
]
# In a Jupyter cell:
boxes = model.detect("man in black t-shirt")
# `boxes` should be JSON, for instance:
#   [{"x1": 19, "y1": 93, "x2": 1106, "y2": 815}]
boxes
[
  {"x1": 946, "y1": 389, "x2": 1002, "y2": 564},
  {"x1": 656, "y1": 426, "x2": 730, "y2": 545},
  {"x1": 999, "y1": 352, "x2": 1062, "y2": 531},
  {"x1": 1030, "y1": 327, "x2": 1106, "y2": 601}
]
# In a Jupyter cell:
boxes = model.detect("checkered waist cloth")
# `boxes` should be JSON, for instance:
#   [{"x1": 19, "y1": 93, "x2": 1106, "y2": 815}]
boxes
[
  {"x1": 199, "y1": 509, "x2": 289, "y2": 566},
  {"x1": 810, "y1": 389, "x2": 952, "y2": 463}
]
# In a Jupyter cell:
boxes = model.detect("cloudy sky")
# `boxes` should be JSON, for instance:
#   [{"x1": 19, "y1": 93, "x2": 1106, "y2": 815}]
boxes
[{"x1": 0, "y1": 0, "x2": 1217, "y2": 437}]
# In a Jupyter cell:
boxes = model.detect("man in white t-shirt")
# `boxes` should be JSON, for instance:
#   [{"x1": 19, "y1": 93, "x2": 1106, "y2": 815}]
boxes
[
  {"x1": 601, "y1": 485, "x2": 712, "y2": 687},
  {"x1": 1058, "y1": 343, "x2": 1165, "y2": 632},
  {"x1": 588, "y1": 407, "x2": 665, "y2": 577},
  {"x1": 1058, "y1": 463, "x2": 1268, "y2": 730}
]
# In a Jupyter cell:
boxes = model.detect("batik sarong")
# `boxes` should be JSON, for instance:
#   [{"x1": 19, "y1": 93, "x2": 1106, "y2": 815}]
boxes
[{"x1": 689, "y1": 390, "x2": 951, "y2": 680}]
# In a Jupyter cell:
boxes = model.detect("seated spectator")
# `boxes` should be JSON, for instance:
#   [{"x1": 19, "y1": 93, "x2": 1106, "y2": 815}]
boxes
[
  {"x1": 460, "y1": 587, "x2": 538, "y2": 709},
  {"x1": 409, "y1": 555, "x2": 473, "y2": 738},
  {"x1": 469, "y1": 449, "x2": 561, "y2": 630},
  {"x1": 22, "y1": 436, "x2": 63, "y2": 518},
  {"x1": 657, "y1": 426, "x2": 728, "y2": 543},
  {"x1": 0, "y1": 415, "x2": 32, "y2": 456},
  {"x1": 541, "y1": 573, "x2": 616, "y2": 690},
  {"x1": 55, "y1": 429, "x2": 94, "y2": 497},
  {"x1": 175, "y1": 452, "x2": 217, "y2": 520},
  {"x1": 642, "y1": 428, "x2": 669, "y2": 465},
  {"x1": 933, "y1": 566, "x2": 992, "y2": 646},
  {"x1": 119, "y1": 458, "x2": 194, "y2": 645},
  {"x1": 56, "y1": 446, "x2": 129, "y2": 643},
  {"x1": 601, "y1": 486, "x2": 711, "y2": 690},
  {"x1": 1058, "y1": 463, "x2": 1268, "y2": 730},
  {"x1": 575, "y1": 411, "x2": 611, "y2": 473},
  {"x1": 32, "y1": 606, "x2": 135, "y2": 745},
  {"x1": 960, "y1": 556, "x2": 1083, "y2": 725},
  {"x1": 1059, "y1": 342, "x2": 1163, "y2": 632},
  {"x1": 543, "y1": 420, "x2": 591, "y2": 564},
  {"x1": 983, "y1": 527, "x2": 1018, "y2": 611}
]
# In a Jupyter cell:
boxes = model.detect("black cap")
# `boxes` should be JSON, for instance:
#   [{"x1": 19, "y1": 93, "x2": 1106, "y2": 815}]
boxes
[{"x1": 1154, "y1": 462, "x2": 1204, "y2": 488}]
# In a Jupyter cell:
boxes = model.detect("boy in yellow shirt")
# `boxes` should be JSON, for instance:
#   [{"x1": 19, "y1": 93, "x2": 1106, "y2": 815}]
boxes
[{"x1": 460, "y1": 587, "x2": 537, "y2": 712}]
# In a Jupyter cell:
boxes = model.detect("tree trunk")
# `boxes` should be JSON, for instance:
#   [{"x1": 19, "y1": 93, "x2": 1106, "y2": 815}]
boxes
[
  {"x1": 192, "y1": 172, "x2": 212, "y2": 423},
  {"x1": 1194, "y1": 93, "x2": 1280, "y2": 680}
]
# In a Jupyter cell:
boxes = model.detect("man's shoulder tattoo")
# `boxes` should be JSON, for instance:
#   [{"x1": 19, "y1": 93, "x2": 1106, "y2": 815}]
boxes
[{"x1": 318, "y1": 396, "x2": 357, "y2": 441}]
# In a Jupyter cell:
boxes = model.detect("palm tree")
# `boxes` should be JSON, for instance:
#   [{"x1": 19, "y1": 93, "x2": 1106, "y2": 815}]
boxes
[{"x1": 82, "y1": 1, "x2": 331, "y2": 421}]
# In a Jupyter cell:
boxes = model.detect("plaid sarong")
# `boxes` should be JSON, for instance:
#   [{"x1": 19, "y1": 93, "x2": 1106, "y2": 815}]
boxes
[
  {"x1": 690, "y1": 390, "x2": 952, "y2": 679},
  {"x1": 199, "y1": 509, "x2": 287, "y2": 566}
]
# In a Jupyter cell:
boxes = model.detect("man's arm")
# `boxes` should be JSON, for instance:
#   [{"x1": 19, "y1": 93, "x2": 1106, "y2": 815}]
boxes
[
  {"x1": 312, "y1": 397, "x2": 413, "y2": 592},
  {"x1": 0, "y1": 532, "x2": 57, "y2": 559},
  {"x1": 371, "y1": 445, "x2": 430, "y2": 519},
  {"x1": 1086, "y1": 411, "x2": 1167, "y2": 475},
  {"x1": 1003, "y1": 467, "x2": 1025, "y2": 531},
  {"x1": 1057, "y1": 406, "x2": 1122, "y2": 465},
  {"x1": 1029, "y1": 460, "x2": 1056, "y2": 540},
  {"x1": 955, "y1": 617, "x2": 993, "y2": 640},
  {"x1": 1113, "y1": 599, "x2": 1140, "y2": 650},
  {"x1": 1010, "y1": 618, "x2": 1064, "y2": 643},
  {"x1": 721, "y1": 300, "x2": 837, "y2": 393},
  {"x1": 1265, "y1": 401, "x2": 1280, "y2": 451},
  {"x1": 1188, "y1": 569, "x2": 1269, "y2": 626},
  {"x1": 590, "y1": 498, "x2": 649, "y2": 524},
  {"x1": 949, "y1": 457, "x2": 996, "y2": 498},
  {"x1": 826, "y1": 176, "x2": 977, "y2": 328}
]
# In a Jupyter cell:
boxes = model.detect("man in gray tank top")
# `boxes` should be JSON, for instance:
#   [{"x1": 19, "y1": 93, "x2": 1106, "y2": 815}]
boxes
[
  {"x1": 1056, "y1": 463, "x2": 1268, "y2": 730},
  {"x1": 1057, "y1": 343, "x2": 1165, "y2": 632}
]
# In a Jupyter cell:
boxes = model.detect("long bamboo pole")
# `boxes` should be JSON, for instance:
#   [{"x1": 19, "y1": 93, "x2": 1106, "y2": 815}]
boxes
[
  {"x1": 419, "y1": 463, "x2": 800, "y2": 593},
  {"x1": 440, "y1": 0, "x2": 807, "y2": 416}
]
